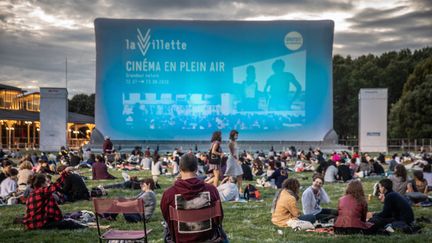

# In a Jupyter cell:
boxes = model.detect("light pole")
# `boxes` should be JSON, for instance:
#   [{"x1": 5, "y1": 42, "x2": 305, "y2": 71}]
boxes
[
  {"x1": 11, "y1": 127, "x2": 14, "y2": 148},
  {"x1": 6, "y1": 127, "x2": 14, "y2": 149},
  {"x1": 0, "y1": 120, "x2": 3, "y2": 148},
  {"x1": 73, "y1": 130, "x2": 79, "y2": 148},
  {"x1": 6, "y1": 127, "x2": 10, "y2": 149},
  {"x1": 24, "y1": 121, "x2": 32, "y2": 148},
  {"x1": 36, "y1": 127, "x2": 40, "y2": 149}
]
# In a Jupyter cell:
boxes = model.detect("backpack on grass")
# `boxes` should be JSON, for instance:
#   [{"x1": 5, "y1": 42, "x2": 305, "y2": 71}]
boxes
[{"x1": 244, "y1": 184, "x2": 261, "y2": 200}]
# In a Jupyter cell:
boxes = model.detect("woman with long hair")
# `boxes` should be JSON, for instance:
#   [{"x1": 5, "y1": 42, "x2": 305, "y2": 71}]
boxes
[
  {"x1": 405, "y1": 170, "x2": 429, "y2": 204},
  {"x1": 209, "y1": 131, "x2": 223, "y2": 187},
  {"x1": 389, "y1": 164, "x2": 408, "y2": 195},
  {"x1": 224, "y1": 130, "x2": 243, "y2": 192},
  {"x1": 334, "y1": 180, "x2": 374, "y2": 234},
  {"x1": 92, "y1": 154, "x2": 116, "y2": 180},
  {"x1": 271, "y1": 178, "x2": 315, "y2": 227}
]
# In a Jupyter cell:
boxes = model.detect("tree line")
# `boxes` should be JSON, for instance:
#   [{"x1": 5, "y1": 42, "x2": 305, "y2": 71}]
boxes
[
  {"x1": 69, "y1": 47, "x2": 432, "y2": 139},
  {"x1": 334, "y1": 47, "x2": 432, "y2": 139}
]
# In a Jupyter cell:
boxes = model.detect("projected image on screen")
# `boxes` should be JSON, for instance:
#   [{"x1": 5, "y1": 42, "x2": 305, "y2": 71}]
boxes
[
  {"x1": 121, "y1": 52, "x2": 306, "y2": 132},
  {"x1": 233, "y1": 51, "x2": 305, "y2": 115},
  {"x1": 95, "y1": 19, "x2": 334, "y2": 141}
]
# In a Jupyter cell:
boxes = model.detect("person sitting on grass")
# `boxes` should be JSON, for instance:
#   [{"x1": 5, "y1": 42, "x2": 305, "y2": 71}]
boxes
[
  {"x1": 370, "y1": 159, "x2": 385, "y2": 176},
  {"x1": 405, "y1": 170, "x2": 429, "y2": 204},
  {"x1": 92, "y1": 154, "x2": 116, "y2": 180},
  {"x1": 23, "y1": 168, "x2": 87, "y2": 230},
  {"x1": 336, "y1": 160, "x2": 352, "y2": 182},
  {"x1": 17, "y1": 161, "x2": 34, "y2": 192},
  {"x1": 0, "y1": 168, "x2": 19, "y2": 203},
  {"x1": 252, "y1": 158, "x2": 264, "y2": 176},
  {"x1": 106, "y1": 178, "x2": 157, "y2": 223},
  {"x1": 217, "y1": 176, "x2": 240, "y2": 202},
  {"x1": 0, "y1": 160, "x2": 13, "y2": 184},
  {"x1": 272, "y1": 178, "x2": 316, "y2": 227},
  {"x1": 301, "y1": 174, "x2": 337, "y2": 222},
  {"x1": 334, "y1": 180, "x2": 376, "y2": 234},
  {"x1": 324, "y1": 161, "x2": 338, "y2": 183},
  {"x1": 35, "y1": 159, "x2": 55, "y2": 175},
  {"x1": 423, "y1": 164, "x2": 432, "y2": 191},
  {"x1": 349, "y1": 158, "x2": 359, "y2": 177},
  {"x1": 56, "y1": 165, "x2": 89, "y2": 202},
  {"x1": 266, "y1": 161, "x2": 288, "y2": 189},
  {"x1": 240, "y1": 157, "x2": 253, "y2": 181},
  {"x1": 368, "y1": 178, "x2": 415, "y2": 233},
  {"x1": 356, "y1": 157, "x2": 372, "y2": 178}
]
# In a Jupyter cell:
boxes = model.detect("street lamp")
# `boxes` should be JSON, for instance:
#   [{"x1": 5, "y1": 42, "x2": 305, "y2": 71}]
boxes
[
  {"x1": 6, "y1": 127, "x2": 14, "y2": 149},
  {"x1": 0, "y1": 120, "x2": 3, "y2": 148},
  {"x1": 5, "y1": 127, "x2": 10, "y2": 149},
  {"x1": 24, "y1": 121, "x2": 32, "y2": 148},
  {"x1": 73, "y1": 130, "x2": 79, "y2": 148},
  {"x1": 73, "y1": 130, "x2": 79, "y2": 138}
]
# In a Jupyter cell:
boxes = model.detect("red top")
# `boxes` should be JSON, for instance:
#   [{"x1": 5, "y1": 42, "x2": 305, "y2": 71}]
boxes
[
  {"x1": 92, "y1": 162, "x2": 115, "y2": 180},
  {"x1": 334, "y1": 194, "x2": 373, "y2": 229},
  {"x1": 23, "y1": 173, "x2": 67, "y2": 230},
  {"x1": 102, "y1": 139, "x2": 113, "y2": 154},
  {"x1": 160, "y1": 177, "x2": 222, "y2": 243}
]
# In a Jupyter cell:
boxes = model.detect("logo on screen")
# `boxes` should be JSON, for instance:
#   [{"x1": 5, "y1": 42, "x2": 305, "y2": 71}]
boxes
[
  {"x1": 284, "y1": 31, "x2": 303, "y2": 51},
  {"x1": 136, "y1": 28, "x2": 151, "y2": 57},
  {"x1": 125, "y1": 28, "x2": 187, "y2": 57}
]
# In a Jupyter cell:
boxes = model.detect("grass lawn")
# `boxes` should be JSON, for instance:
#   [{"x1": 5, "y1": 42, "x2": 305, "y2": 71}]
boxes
[{"x1": 0, "y1": 168, "x2": 431, "y2": 243}]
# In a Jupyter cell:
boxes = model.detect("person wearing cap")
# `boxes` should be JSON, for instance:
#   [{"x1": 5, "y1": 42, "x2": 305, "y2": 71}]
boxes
[{"x1": 102, "y1": 136, "x2": 113, "y2": 154}]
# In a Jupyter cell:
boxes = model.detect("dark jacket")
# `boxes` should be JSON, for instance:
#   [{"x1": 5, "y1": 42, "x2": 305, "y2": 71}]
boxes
[
  {"x1": 375, "y1": 191, "x2": 414, "y2": 224},
  {"x1": 160, "y1": 177, "x2": 222, "y2": 243},
  {"x1": 337, "y1": 164, "x2": 352, "y2": 182},
  {"x1": 61, "y1": 173, "x2": 90, "y2": 202},
  {"x1": 241, "y1": 163, "x2": 253, "y2": 181},
  {"x1": 267, "y1": 168, "x2": 288, "y2": 189},
  {"x1": 69, "y1": 155, "x2": 81, "y2": 167},
  {"x1": 372, "y1": 162, "x2": 385, "y2": 175}
]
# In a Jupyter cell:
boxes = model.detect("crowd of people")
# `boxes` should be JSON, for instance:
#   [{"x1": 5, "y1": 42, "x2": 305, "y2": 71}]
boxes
[{"x1": 0, "y1": 133, "x2": 431, "y2": 241}]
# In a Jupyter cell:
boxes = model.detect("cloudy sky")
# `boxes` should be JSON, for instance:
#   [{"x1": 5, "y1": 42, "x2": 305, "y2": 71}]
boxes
[{"x1": 0, "y1": 0, "x2": 431, "y2": 97}]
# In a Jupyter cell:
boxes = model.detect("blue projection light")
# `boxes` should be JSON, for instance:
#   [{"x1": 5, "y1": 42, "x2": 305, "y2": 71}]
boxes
[{"x1": 94, "y1": 19, "x2": 334, "y2": 141}]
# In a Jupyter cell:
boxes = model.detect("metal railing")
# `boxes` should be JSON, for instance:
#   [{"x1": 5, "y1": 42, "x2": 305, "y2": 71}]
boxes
[{"x1": 338, "y1": 138, "x2": 432, "y2": 152}]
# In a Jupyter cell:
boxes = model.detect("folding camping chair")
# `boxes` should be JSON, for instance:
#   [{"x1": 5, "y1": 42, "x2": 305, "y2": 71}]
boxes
[
  {"x1": 168, "y1": 200, "x2": 224, "y2": 242},
  {"x1": 93, "y1": 198, "x2": 152, "y2": 243}
]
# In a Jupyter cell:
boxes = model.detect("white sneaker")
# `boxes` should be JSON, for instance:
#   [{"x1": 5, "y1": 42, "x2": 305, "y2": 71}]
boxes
[
  {"x1": 122, "y1": 171, "x2": 130, "y2": 181},
  {"x1": 385, "y1": 225, "x2": 395, "y2": 233}
]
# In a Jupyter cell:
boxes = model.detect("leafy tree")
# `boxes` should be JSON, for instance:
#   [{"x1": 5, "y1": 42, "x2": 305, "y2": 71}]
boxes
[
  {"x1": 332, "y1": 47, "x2": 432, "y2": 139},
  {"x1": 68, "y1": 93, "x2": 95, "y2": 116},
  {"x1": 389, "y1": 57, "x2": 432, "y2": 138}
]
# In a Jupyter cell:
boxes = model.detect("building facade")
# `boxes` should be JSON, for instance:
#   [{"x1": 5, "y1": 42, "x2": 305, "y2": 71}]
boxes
[{"x1": 0, "y1": 84, "x2": 94, "y2": 149}]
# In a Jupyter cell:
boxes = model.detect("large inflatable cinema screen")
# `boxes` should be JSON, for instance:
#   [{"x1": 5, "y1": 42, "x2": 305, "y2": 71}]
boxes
[{"x1": 94, "y1": 19, "x2": 334, "y2": 141}]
